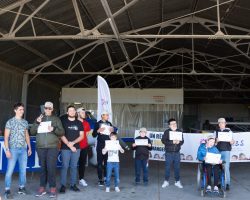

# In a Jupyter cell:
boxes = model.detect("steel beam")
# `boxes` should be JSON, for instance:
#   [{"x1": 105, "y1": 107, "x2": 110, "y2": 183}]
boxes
[{"x1": 0, "y1": 0, "x2": 31, "y2": 15}]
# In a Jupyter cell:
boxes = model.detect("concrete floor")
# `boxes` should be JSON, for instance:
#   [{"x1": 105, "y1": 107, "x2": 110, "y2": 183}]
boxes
[{"x1": 0, "y1": 151, "x2": 250, "y2": 200}]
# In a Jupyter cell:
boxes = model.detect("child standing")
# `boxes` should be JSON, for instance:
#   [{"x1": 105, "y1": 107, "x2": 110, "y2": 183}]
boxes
[
  {"x1": 132, "y1": 128, "x2": 152, "y2": 185},
  {"x1": 102, "y1": 132, "x2": 124, "y2": 192}
]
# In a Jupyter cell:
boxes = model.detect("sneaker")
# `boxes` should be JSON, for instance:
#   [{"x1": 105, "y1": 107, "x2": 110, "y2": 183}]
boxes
[
  {"x1": 70, "y1": 185, "x2": 80, "y2": 192},
  {"x1": 226, "y1": 184, "x2": 230, "y2": 191},
  {"x1": 59, "y1": 185, "x2": 66, "y2": 194},
  {"x1": 79, "y1": 179, "x2": 88, "y2": 187},
  {"x1": 214, "y1": 186, "x2": 219, "y2": 193},
  {"x1": 49, "y1": 188, "x2": 57, "y2": 198},
  {"x1": 162, "y1": 180, "x2": 169, "y2": 188},
  {"x1": 206, "y1": 185, "x2": 212, "y2": 192},
  {"x1": 35, "y1": 187, "x2": 47, "y2": 197},
  {"x1": 98, "y1": 180, "x2": 105, "y2": 186},
  {"x1": 4, "y1": 190, "x2": 13, "y2": 199},
  {"x1": 18, "y1": 187, "x2": 27, "y2": 195},
  {"x1": 174, "y1": 181, "x2": 183, "y2": 189},
  {"x1": 105, "y1": 187, "x2": 110, "y2": 192},
  {"x1": 115, "y1": 187, "x2": 120, "y2": 192}
]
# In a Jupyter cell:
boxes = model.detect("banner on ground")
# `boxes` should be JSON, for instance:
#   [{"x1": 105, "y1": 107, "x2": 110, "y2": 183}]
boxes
[
  {"x1": 134, "y1": 130, "x2": 250, "y2": 163},
  {"x1": 97, "y1": 75, "x2": 112, "y2": 123}
]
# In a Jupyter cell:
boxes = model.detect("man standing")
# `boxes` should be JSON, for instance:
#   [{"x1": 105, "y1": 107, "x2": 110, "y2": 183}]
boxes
[
  {"x1": 59, "y1": 106, "x2": 83, "y2": 193},
  {"x1": 77, "y1": 108, "x2": 91, "y2": 187},
  {"x1": 30, "y1": 102, "x2": 64, "y2": 198},
  {"x1": 4, "y1": 103, "x2": 32, "y2": 199},
  {"x1": 161, "y1": 118, "x2": 184, "y2": 189},
  {"x1": 93, "y1": 111, "x2": 113, "y2": 186},
  {"x1": 215, "y1": 118, "x2": 234, "y2": 190}
]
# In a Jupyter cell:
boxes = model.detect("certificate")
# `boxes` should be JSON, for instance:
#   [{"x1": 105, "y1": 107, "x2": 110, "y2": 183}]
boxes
[
  {"x1": 218, "y1": 132, "x2": 233, "y2": 142},
  {"x1": 105, "y1": 140, "x2": 119, "y2": 151},
  {"x1": 101, "y1": 124, "x2": 111, "y2": 135},
  {"x1": 135, "y1": 139, "x2": 148, "y2": 146},
  {"x1": 169, "y1": 131, "x2": 183, "y2": 141},
  {"x1": 205, "y1": 152, "x2": 221, "y2": 164},
  {"x1": 38, "y1": 121, "x2": 51, "y2": 133}
]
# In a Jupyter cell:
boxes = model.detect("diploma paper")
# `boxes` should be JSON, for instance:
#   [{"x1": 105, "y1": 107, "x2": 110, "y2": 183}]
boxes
[
  {"x1": 135, "y1": 139, "x2": 148, "y2": 146},
  {"x1": 101, "y1": 124, "x2": 111, "y2": 135},
  {"x1": 105, "y1": 140, "x2": 119, "y2": 151},
  {"x1": 169, "y1": 131, "x2": 183, "y2": 141},
  {"x1": 218, "y1": 132, "x2": 233, "y2": 142},
  {"x1": 205, "y1": 152, "x2": 221, "y2": 164},
  {"x1": 38, "y1": 121, "x2": 51, "y2": 133}
]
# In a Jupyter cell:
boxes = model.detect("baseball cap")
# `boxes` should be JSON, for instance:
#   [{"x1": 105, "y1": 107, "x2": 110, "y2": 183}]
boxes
[
  {"x1": 218, "y1": 118, "x2": 226, "y2": 123},
  {"x1": 139, "y1": 127, "x2": 147, "y2": 133},
  {"x1": 207, "y1": 135, "x2": 215, "y2": 141},
  {"x1": 101, "y1": 110, "x2": 109, "y2": 115},
  {"x1": 44, "y1": 101, "x2": 53, "y2": 108},
  {"x1": 77, "y1": 107, "x2": 85, "y2": 113}
]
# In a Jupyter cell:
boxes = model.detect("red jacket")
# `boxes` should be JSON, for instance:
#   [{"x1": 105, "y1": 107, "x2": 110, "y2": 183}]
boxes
[{"x1": 79, "y1": 120, "x2": 91, "y2": 149}]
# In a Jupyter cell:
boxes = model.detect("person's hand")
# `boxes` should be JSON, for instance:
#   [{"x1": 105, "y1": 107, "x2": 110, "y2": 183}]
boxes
[
  {"x1": 28, "y1": 148, "x2": 32, "y2": 156},
  {"x1": 148, "y1": 143, "x2": 152, "y2": 147},
  {"x1": 6, "y1": 150, "x2": 11, "y2": 159},
  {"x1": 70, "y1": 146, "x2": 77, "y2": 152},
  {"x1": 230, "y1": 139, "x2": 235, "y2": 145},
  {"x1": 48, "y1": 126, "x2": 54, "y2": 132},
  {"x1": 173, "y1": 140, "x2": 177, "y2": 144},
  {"x1": 132, "y1": 143, "x2": 136, "y2": 147},
  {"x1": 36, "y1": 114, "x2": 43, "y2": 123},
  {"x1": 68, "y1": 142, "x2": 75, "y2": 148},
  {"x1": 109, "y1": 127, "x2": 114, "y2": 132},
  {"x1": 176, "y1": 140, "x2": 180, "y2": 144},
  {"x1": 98, "y1": 127, "x2": 105, "y2": 133},
  {"x1": 120, "y1": 148, "x2": 125, "y2": 153},
  {"x1": 219, "y1": 160, "x2": 223, "y2": 164}
]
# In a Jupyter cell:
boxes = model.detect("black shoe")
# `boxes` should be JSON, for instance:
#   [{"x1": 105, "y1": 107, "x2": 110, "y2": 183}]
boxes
[
  {"x1": 59, "y1": 185, "x2": 66, "y2": 194},
  {"x1": 70, "y1": 185, "x2": 80, "y2": 192},
  {"x1": 5, "y1": 190, "x2": 13, "y2": 199},
  {"x1": 98, "y1": 180, "x2": 104, "y2": 186},
  {"x1": 18, "y1": 187, "x2": 27, "y2": 195},
  {"x1": 226, "y1": 184, "x2": 230, "y2": 191}
]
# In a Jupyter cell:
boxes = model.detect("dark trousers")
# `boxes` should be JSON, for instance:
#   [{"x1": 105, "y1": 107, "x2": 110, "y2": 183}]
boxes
[
  {"x1": 135, "y1": 159, "x2": 148, "y2": 183},
  {"x1": 97, "y1": 148, "x2": 108, "y2": 180},
  {"x1": 37, "y1": 148, "x2": 58, "y2": 188},
  {"x1": 205, "y1": 164, "x2": 220, "y2": 186},
  {"x1": 165, "y1": 152, "x2": 180, "y2": 181},
  {"x1": 78, "y1": 148, "x2": 88, "y2": 180}
]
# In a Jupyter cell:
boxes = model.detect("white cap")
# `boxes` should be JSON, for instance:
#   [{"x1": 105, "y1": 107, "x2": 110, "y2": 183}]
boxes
[
  {"x1": 44, "y1": 101, "x2": 53, "y2": 108},
  {"x1": 139, "y1": 127, "x2": 147, "y2": 133},
  {"x1": 101, "y1": 110, "x2": 109, "y2": 115},
  {"x1": 77, "y1": 107, "x2": 85, "y2": 113},
  {"x1": 218, "y1": 118, "x2": 226, "y2": 123}
]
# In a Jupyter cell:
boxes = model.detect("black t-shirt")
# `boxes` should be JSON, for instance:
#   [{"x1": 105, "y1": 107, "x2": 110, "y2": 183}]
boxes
[{"x1": 61, "y1": 118, "x2": 84, "y2": 150}]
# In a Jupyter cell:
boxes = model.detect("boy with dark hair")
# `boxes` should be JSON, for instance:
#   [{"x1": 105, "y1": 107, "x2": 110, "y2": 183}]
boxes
[
  {"x1": 132, "y1": 128, "x2": 152, "y2": 185},
  {"x1": 161, "y1": 118, "x2": 184, "y2": 189}
]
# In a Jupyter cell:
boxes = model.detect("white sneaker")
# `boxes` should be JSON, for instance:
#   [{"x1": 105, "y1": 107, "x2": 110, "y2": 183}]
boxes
[
  {"x1": 105, "y1": 187, "x2": 110, "y2": 193},
  {"x1": 174, "y1": 181, "x2": 183, "y2": 189},
  {"x1": 213, "y1": 186, "x2": 219, "y2": 193},
  {"x1": 115, "y1": 187, "x2": 120, "y2": 192},
  {"x1": 206, "y1": 185, "x2": 212, "y2": 192},
  {"x1": 79, "y1": 179, "x2": 88, "y2": 187},
  {"x1": 162, "y1": 180, "x2": 169, "y2": 188}
]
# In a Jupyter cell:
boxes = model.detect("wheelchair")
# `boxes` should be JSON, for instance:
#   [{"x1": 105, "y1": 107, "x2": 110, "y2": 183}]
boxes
[{"x1": 197, "y1": 161, "x2": 226, "y2": 198}]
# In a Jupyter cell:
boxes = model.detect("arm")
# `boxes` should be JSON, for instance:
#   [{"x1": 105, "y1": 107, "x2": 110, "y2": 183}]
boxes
[
  {"x1": 61, "y1": 136, "x2": 76, "y2": 152},
  {"x1": 53, "y1": 118, "x2": 65, "y2": 137},
  {"x1": 148, "y1": 138, "x2": 153, "y2": 150},
  {"x1": 71, "y1": 131, "x2": 84, "y2": 146},
  {"x1": 197, "y1": 145, "x2": 207, "y2": 161},
  {"x1": 119, "y1": 145, "x2": 125, "y2": 153},
  {"x1": 25, "y1": 130, "x2": 32, "y2": 156},
  {"x1": 92, "y1": 122, "x2": 99, "y2": 138},
  {"x1": 30, "y1": 121, "x2": 39, "y2": 136},
  {"x1": 102, "y1": 146, "x2": 108, "y2": 155},
  {"x1": 4, "y1": 128, "x2": 11, "y2": 158},
  {"x1": 161, "y1": 131, "x2": 174, "y2": 146}
]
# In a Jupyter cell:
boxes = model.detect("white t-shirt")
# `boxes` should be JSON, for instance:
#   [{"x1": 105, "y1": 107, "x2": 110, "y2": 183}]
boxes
[{"x1": 107, "y1": 144, "x2": 122, "y2": 162}]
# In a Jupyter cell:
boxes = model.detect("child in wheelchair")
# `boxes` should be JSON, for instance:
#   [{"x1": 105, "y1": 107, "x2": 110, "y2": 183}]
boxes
[{"x1": 197, "y1": 135, "x2": 223, "y2": 194}]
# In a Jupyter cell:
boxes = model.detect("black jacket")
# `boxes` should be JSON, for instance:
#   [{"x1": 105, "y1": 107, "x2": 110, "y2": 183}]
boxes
[
  {"x1": 92, "y1": 120, "x2": 112, "y2": 150},
  {"x1": 132, "y1": 136, "x2": 152, "y2": 160},
  {"x1": 161, "y1": 128, "x2": 184, "y2": 152},
  {"x1": 215, "y1": 128, "x2": 232, "y2": 151}
]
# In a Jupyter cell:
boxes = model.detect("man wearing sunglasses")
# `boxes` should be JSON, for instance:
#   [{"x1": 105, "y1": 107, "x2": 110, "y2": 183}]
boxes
[{"x1": 30, "y1": 101, "x2": 65, "y2": 198}]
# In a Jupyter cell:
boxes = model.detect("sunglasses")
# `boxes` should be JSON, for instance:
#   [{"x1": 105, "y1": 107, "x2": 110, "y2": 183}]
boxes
[{"x1": 44, "y1": 107, "x2": 53, "y2": 110}]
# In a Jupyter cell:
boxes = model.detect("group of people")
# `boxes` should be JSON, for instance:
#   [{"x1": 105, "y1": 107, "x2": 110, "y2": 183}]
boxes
[{"x1": 2, "y1": 101, "x2": 234, "y2": 199}]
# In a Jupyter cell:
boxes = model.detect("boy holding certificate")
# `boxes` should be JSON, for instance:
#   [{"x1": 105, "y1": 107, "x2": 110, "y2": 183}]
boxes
[
  {"x1": 215, "y1": 118, "x2": 234, "y2": 191},
  {"x1": 197, "y1": 135, "x2": 222, "y2": 193},
  {"x1": 161, "y1": 119, "x2": 184, "y2": 189},
  {"x1": 132, "y1": 128, "x2": 152, "y2": 185},
  {"x1": 102, "y1": 132, "x2": 124, "y2": 192}
]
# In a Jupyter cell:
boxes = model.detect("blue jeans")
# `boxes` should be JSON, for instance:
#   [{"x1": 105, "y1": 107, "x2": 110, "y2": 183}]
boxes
[
  {"x1": 106, "y1": 162, "x2": 120, "y2": 187},
  {"x1": 165, "y1": 152, "x2": 180, "y2": 181},
  {"x1": 5, "y1": 148, "x2": 28, "y2": 190},
  {"x1": 135, "y1": 159, "x2": 148, "y2": 183},
  {"x1": 60, "y1": 149, "x2": 80, "y2": 186},
  {"x1": 221, "y1": 151, "x2": 231, "y2": 185}
]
